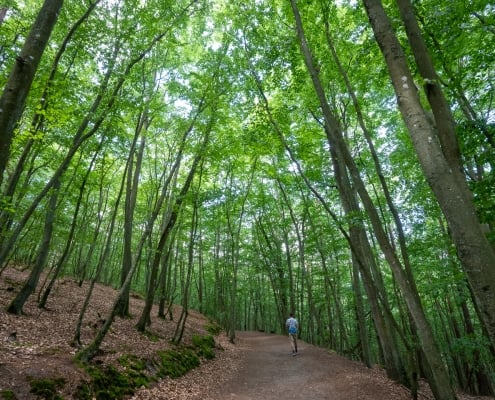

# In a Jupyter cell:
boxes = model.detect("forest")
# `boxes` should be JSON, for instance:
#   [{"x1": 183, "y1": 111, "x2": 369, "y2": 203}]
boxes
[{"x1": 0, "y1": 0, "x2": 494, "y2": 399}]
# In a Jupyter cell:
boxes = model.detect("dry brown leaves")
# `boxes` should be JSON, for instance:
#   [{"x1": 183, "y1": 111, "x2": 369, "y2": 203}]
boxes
[
  {"x1": 0, "y1": 266, "x2": 493, "y2": 400},
  {"x1": 0, "y1": 266, "x2": 243, "y2": 399}
]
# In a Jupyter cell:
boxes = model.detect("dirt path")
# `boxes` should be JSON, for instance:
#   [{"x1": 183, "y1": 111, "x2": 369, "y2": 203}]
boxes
[{"x1": 202, "y1": 331, "x2": 412, "y2": 400}]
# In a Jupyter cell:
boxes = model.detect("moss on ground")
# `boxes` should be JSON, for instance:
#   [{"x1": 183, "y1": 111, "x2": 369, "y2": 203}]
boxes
[
  {"x1": 205, "y1": 320, "x2": 222, "y2": 335},
  {"x1": 29, "y1": 377, "x2": 66, "y2": 400},
  {"x1": 0, "y1": 390, "x2": 17, "y2": 400},
  {"x1": 192, "y1": 334, "x2": 216, "y2": 360},
  {"x1": 73, "y1": 332, "x2": 217, "y2": 399}
]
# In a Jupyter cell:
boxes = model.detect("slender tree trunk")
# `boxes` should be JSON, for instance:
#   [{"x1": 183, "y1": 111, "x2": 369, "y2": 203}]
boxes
[
  {"x1": 281, "y1": 186, "x2": 316, "y2": 343},
  {"x1": 133, "y1": 97, "x2": 207, "y2": 324},
  {"x1": 157, "y1": 230, "x2": 176, "y2": 320},
  {"x1": 257, "y1": 218, "x2": 289, "y2": 330},
  {"x1": 0, "y1": 12, "x2": 179, "y2": 268},
  {"x1": 0, "y1": 0, "x2": 101, "y2": 219},
  {"x1": 136, "y1": 121, "x2": 211, "y2": 332},
  {"x1": 117, "y1": 118, "x2": 146, "y2": 317},
  {"x1": 330, "y1": 141, "x2": 408, "y2": 382},
  {"x1": 0, "y1": 0, "x2": 63, "y2": 185},
  {"x1": 0, "y1": 38, "x2": 121, "y2": 268},
  {"x1": 39, "y1": 142, "x2": 103, "y2": 308},
  {"x1": 197, "y1": 229, "x2": 205, "y2": 314},
  {"x1": 7, "y1": 178, "x2": 60, "y2": 314},
  {"x1": 351, "y1": 259, "x2": 372, "y2": 367},
  {"x1": 363, "y1": 0, "x2": 495, "y2": 356},
  {"x1": 71, "y1": 158, "x2": 124, "y2": 347},
  {"x1": 172, "y1": 196, "x2": 198, "y2": 344},
  {"x1": 224, "y1": 160, "x2": 255, "y2": 343},
  {"x1": 290, "y1": 2, "x2": 456, "y2": 398}
]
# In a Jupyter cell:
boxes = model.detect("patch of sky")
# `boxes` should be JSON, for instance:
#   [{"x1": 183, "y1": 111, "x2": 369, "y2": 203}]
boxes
[{"x1": 335, "y1": 0, "x2": 359, "y2": 7}]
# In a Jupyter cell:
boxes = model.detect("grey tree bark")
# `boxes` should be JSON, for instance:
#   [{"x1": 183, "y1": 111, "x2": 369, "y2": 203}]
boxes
[
  {"x1": 363, "y1": 0, "x2": 495, "y2": 356},
  {"x1": 290, "y1": 1, "x2": 457, "y2": 399},
  {"x1": 0, "y1": 0, "x2": 63, "y2": 186}
]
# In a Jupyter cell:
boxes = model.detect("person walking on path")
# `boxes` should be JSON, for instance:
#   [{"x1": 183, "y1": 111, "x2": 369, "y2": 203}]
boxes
[{"x1": 286, "y1": 313, "x2": 299, "y2": 355}]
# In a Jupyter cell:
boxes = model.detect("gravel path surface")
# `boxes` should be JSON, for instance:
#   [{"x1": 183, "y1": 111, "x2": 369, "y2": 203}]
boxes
[{"x1": 202, "y1": 331, "x2": 413, "y2": 400}]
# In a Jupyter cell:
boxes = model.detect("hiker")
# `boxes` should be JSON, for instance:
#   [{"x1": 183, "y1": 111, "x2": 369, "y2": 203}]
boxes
[{"x1": 286, "y1": 312, "x2": 298, "y2": 355}]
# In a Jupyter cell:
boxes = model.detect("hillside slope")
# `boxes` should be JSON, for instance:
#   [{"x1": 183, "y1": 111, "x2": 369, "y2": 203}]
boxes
[{"x1": 1, "y1": 267, "x2": 492, "y2": 400}]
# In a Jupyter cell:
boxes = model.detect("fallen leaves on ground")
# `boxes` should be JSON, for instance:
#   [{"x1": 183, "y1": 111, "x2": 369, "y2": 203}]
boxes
[{"x1": 0, "y1": 266, "x2": 493, "y2": 400}]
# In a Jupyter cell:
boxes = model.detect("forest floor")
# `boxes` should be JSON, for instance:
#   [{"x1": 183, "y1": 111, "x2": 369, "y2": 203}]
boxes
[{"x1": 0, "y1": 266, "x2": 493, "y2": 400}]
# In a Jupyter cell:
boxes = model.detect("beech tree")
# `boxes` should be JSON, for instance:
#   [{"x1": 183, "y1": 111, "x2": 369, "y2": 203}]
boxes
[
  {"x1": 2, "y1": 0, "x2": 494, "y2": 397},
  {"x1": 362, "y1": 0, "x2": 495, "y2": 354},
  {"x1": 0, "y1": 0, "x2": 63, "y2": 186}
]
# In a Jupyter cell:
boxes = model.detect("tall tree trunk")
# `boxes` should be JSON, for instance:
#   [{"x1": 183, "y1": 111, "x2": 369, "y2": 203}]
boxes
[
  {"x1": 1, "y1": 0, "x2": 101, "y2": 216},
  {"x1": 116, "y1": 119, "x2": 146, "y2": 317},
  {"x1": 7, "y1": 178, "x2": 60, "y2": 314},
  {"x1": 71, "y1": 156, "x2": 125, "y2": 347},
  {"x1": 136, "y1": 119, "x2": 211, "y2": 332},
  {"x1": 0, "y1": 0, "x2": 63, "y2": 186},
  {"x1": 157, "y1": 229, "x2": 176, "y2": 320},
  {"x1": 322, "y1": 16, "x2": 416, "y2": 385},
  {"x1": 395, "y1": 0, "x2": 461, "y2": 172},
  {"x1": 224, "y1": 160, "x2": 255, "y2": 343},
  {"x1": 351, "y1": 259, "x2": 372, "y2": 367},
  {"x1": 0, "y1": 38, "x2": 121, "y2": 268},
  {"x1": 363, "y1": 0, "x2": 495, "y2": 356},
  {"x1": 330, "y1": 142, "x2": 408, "y2": 382},
  {"x1": 290, "y1": 2, "x2": 456, "y2": 399},
  {"x1": 39, "y1": 140, "x2": 103, "y2": 308},
  {"x1": 256, "y1": 218, "x2": 289, "y2": 330},
  {"x1": 0, "y1": 11, "x2": 180, "y2": 268},
  {"x1": 172, "y1": 195, "x2": 199, "y2": 344}
]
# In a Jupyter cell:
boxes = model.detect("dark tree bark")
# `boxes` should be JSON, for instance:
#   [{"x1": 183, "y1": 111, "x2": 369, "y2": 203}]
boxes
[
  {"x1": 136, "y1": 114, "x2": 211, "y2": 332},
  {"x1": 0, "y1": 0, "x2": 63, "y2": 186},
  {"x1": 0, "y1": 0, "x2": 101, "y2": 249},
  {"x1": 116, "y1": 117, "x2": 146, "y2": 318},
  {"x1": 172, "y1": 194, "x2": 199, "y2": 344},
  {"x1": 7, "y1": 178, "x2": 60, "y2": 314},
  {"x1": 71, "y1": 160, "x2": 125, "y2": 348},
  {"x1": 0, "y1": 38, "x2": 121, "y2": 268},
  {"x1": 38, "y1": 140, "x2": 103, "y2": 309}
]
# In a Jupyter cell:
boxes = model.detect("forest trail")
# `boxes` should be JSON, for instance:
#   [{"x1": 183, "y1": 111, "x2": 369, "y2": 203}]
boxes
[{"x1": 197, "y1": 331, "x2": 412, "y2": 400}]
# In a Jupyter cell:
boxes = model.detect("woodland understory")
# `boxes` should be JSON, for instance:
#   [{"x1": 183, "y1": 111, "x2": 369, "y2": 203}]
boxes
[
  {"x1": 1, "y1": 1, "x2": 495, "y2": 400},
  {"x1": 0, "y1": 266, "x2": 493, "y2": 400}
]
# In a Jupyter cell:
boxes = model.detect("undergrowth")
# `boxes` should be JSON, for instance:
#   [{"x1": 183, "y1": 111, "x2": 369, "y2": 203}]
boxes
[
  {"x1": 29, "y1": 377, "x2": 66, "y2": 400},
  {"x1": 0, "y1": 390, "x2": 17, "y2": 400},
  {"x1": 73, "y1": 332, "x2": 218, "y2": 400}
]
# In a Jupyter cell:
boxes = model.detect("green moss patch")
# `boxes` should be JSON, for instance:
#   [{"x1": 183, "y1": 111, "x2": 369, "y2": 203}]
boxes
[
  {"x1": 205, "y1": 320, "x2": 222, "y2": 335},
  {"x1": 156, "y1": 347, "x2": 200, "y2": 378},
  {"x1": 73, "y1": 333, "x2": 217, "y2": 399},
  {"x1": 192, "y1": 334, "x2": 216, "y2": 359},
  {"x1": 0, "y1": 390, "x2": 17, "y2": 400},
  {"x1": 29, "y1": 377, "x2": 66, "y2": 400},
  {"x1": 74, "y1": 364, "x2": 136, "y2": 400}
]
